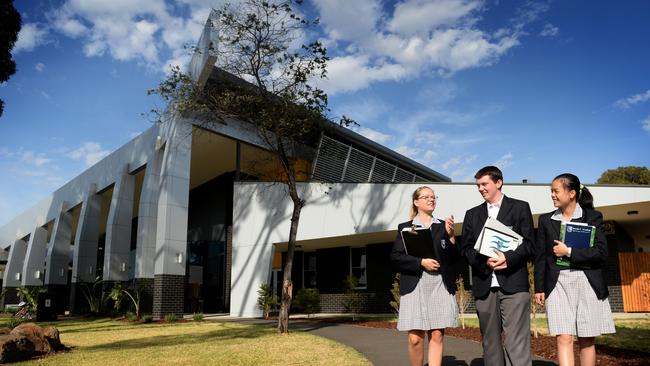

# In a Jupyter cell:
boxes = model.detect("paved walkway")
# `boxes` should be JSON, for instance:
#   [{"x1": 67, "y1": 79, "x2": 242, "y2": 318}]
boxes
[{"x1": 217, "y1": 317, "x2": 557, "y2": 366}]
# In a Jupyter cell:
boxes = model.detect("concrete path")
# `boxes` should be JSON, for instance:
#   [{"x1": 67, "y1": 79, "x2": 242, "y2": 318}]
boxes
[{"x1": 220, "y1": 317, "x2": 557, "y2": 366}]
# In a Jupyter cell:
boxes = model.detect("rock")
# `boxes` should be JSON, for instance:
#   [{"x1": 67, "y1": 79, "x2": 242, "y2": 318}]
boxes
[
  {"x1": 10, "y1": 323, "x2": 52, "y2": 354},
  {"x1": 0, "y1": 334, "x2": 36, "y2": 363},
  {"x1": 0, "y1": 327, "x2": 11, "y2": 335},
  {"x1": 42, "y1": 326, "x2": 63, "y2": 351}
]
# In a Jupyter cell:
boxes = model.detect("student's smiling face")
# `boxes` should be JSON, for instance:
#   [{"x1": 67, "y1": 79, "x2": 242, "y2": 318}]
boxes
[
  {"x1": 413, "y1": 187, "x2": 436, "y2": 215},
  {"x1": 551, "y1": 179, "x2": 576, "y2": 209},
  {"x1": 476, "y1": 175, "x2": 502, "y2": 204}
]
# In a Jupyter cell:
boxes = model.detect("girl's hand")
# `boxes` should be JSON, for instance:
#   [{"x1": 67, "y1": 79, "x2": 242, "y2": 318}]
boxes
[
  {"x1": 535, "y1": 293, "x2": 545, "y2": 306},
  {"x1": 553, "y1": 240, "x2": 569, "y2": 257},
  {"x1": 444, "y1": 215, "x2": 456, "y2": 244},
  {"x1": 421, "y1": 258, "x2": 440, "y2": 271}
]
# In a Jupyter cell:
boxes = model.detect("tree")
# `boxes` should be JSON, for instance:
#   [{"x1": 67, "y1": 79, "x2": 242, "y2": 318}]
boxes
[
  {"x1": 149, "y1": 0, "x2": 353, "y2": 334},
  {"x1": 0, "y1": 0, "x2": 22, "y2": 117},
  {"x1": 597, "y1": 166, "x2": 650, "y2": 185}
]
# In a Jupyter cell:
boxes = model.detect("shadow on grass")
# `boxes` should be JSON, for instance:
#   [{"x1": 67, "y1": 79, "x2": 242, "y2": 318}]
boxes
[{"x1": 81, "y1": 323, "x2": 270, "y2": 352}]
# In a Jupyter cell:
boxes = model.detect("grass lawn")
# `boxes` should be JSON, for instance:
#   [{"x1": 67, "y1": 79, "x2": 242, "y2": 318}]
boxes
[{"x1": 2, "y1": 318, "x2": 370, "y2": 365}]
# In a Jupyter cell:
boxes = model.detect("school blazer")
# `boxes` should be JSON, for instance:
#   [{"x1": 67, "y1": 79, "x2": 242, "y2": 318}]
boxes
[
  {"x1": 390, "y1": 220, "x2": 460, "y2": 296},
  {"x1": 459, "y1": 196, "x2": 536, "y2": 298},
  {"x1": 534, "y1": 208, "x2": 609, "y2": 299}
]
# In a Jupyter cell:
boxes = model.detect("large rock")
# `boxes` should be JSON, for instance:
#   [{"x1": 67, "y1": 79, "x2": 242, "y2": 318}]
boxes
[
  {"x1": 10, "y1": 323, "x2": 53, "y2": 353},
  {"x1": 0, "y1": 334, "x2": 36, "y2": 363},
  {"x1": 42, "y1": 326, "x2": 63, "y2": 351}
]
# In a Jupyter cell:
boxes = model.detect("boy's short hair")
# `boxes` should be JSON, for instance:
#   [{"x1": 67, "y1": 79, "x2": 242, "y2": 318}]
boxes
[{"x1": 474, "y1": 166, "x2": 503, "y2": 183}]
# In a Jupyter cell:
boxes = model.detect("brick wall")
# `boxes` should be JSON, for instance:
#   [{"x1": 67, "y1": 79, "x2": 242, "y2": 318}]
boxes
[
  {"x1": 608, "y1": 285, "x2": 624, "y2": 312},
  {"x1": 135, "y1": 277, "x2": 154, "y2": 315},
  {"x1": 153, "y1": 274, "x2": 185, "y2": 319},
  {"x1": 318, "y1": 292, "x2": 392, "y2": 313}
]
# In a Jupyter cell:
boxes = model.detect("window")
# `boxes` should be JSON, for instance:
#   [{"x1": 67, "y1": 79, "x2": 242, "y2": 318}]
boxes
[
  {"x1": 304, "y1": 252, "x2": 317, "y2": 288},
  {"x1": 350, "y1": 247, "x2": 367, "y2": 289}
]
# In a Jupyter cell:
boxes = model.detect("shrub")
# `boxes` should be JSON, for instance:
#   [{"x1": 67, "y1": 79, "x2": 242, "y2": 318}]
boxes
[
  {"x1": 389, "y1": 274, "x2": 400, "y2": 314},
  {"x1": 342, "y1": 275, "x2": 361, "y2": 320},
  {"x1": 294, "y1": 288, "x2": 320, "y2": 317},
  {"x1": 126, "y1": 312, "x2": 138, "y2": 322},
  {"x1": 164, "y1": 314, "x2": 178, "y2": 323},
  {"x1": 142, "y1": 314, "x2": 154, "y2": 323},
  {"x1": 192, "y1": 312, "x2": 204, "y2": 321},
  {"x1": 256, "y1": 283, "x2": 278, "y2": 319},
  {"x1": 455, "y1": 276, "x2": 471, "y2": 329}
]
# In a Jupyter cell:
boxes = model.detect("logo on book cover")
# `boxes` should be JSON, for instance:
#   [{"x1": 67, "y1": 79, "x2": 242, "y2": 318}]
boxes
[
  {"x1": 567, "y1": 226, "x2": 574, "y2": 233},
  {"x1": 489, "y1": 235, "x2": 511, "y2": 252}
]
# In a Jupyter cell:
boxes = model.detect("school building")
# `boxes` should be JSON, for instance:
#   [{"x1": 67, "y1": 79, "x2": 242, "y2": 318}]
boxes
[{"x1": 1, "y1": 12, "x2": 649, "y2": 318}]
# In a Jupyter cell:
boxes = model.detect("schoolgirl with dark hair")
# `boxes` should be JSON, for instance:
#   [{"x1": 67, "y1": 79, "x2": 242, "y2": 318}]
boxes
[{"x1": 534, "y1": 173, "x2": 615, "y2": 366}]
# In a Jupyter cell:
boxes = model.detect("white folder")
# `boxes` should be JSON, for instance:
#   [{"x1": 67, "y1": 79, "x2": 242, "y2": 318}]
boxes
[{"x1": 473, "y1": 218, "x2": 523, "y2": 258}]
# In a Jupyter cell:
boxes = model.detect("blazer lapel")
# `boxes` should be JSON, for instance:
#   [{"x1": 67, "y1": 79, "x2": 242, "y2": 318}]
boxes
[
  {"x1": 496, "y1": 195, "x2": 509, "y2": 222},
  {"x1": 477, "y1": 202, "x2": 488, "y2": 226},
  {"x1": 550, "y1": 219, "x2": 561, "y2": 242}
]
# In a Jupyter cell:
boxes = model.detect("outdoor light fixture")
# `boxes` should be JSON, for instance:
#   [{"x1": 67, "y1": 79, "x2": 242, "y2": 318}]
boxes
[
  {"x1": 59, "y1": 268, "x2": 65, "y2": 277},
  {"x1": 88, "y1": 266, "x2": 93, "y2": 275},
  {"x1": 627, "y1": 210, "x2": 639, "y2": 215},
  {"x1": 176, "y1": 253, "x2": 183, "y2": 264},
  {"x1": 34, "y1": 270, "x2": 41, "y2": 279},
  {"x1": 121, "y1": 262, "x2": 127, "y2": 272},
  {"x1": 14, "y1": 272, "x2": 21, "y2": 281}
]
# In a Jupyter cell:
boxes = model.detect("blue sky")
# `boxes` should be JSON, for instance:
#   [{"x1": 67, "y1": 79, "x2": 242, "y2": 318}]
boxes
[{"x1": 1, "y1": 0, "x2": 649, "y2": 225}]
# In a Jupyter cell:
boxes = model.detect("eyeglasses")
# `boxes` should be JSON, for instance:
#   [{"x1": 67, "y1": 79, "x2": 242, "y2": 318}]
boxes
[{"x1": 418, "y1": 195, "x2": 438, "y2": 201}]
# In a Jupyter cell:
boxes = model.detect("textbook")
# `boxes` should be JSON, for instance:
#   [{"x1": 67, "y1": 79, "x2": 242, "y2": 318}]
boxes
[
  {"x1": 474, "y1": 218, "x2": 523, "y2": 258},
  {"x1": 556, "y1": 222, "x2": 596, "y2": 268},
  {"x1": 400, "y1": 227, "x2": 438, "y2": 260}
]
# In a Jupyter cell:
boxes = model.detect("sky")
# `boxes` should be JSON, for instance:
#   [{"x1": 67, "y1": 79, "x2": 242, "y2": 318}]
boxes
[{"x1": 1, "y1": 0, "x2": 649, "y2": 225}]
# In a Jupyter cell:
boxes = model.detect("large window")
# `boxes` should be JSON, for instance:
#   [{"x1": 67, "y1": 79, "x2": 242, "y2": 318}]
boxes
[
  {"x1": 350, "y1": 247, "x2": 367, "y2": 289},
  {"x1": 304, "y1": 252, "x2": 317, "y2": 288}
]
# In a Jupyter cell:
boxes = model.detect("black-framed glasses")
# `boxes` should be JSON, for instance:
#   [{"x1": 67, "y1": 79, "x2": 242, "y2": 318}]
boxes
[{"x1": 418, "y1": 195, "x2": 438, "y2": 201}]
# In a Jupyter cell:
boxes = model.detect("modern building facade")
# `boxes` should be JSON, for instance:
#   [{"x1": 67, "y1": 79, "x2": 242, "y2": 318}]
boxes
[{"x1": 2, "y1": 13, "x2": 650, "y2": 318}]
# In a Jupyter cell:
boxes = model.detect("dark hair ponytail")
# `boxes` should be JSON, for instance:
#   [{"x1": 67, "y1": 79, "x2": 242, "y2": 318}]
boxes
[{"x1": 553, "y1": 173, "x2": 594, "y2": 210}]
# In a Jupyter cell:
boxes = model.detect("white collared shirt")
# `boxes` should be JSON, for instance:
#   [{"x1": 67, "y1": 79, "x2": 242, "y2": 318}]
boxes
[
  {"x1": 412, "y1": 214, "x2": 440, "y2": 229},
  {"x1": 487, "y1": 194, "x2": 504, "y2": 287}
]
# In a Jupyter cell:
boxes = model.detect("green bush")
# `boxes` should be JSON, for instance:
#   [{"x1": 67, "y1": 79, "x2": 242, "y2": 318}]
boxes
[
  {"x1": 192, "y1": 312, "x2": 204, "y2": 321},
  {"x1": 342, "y1": 275, "x2": 361, "y2": 319},
  {"x1": 294, "y1": 288, "x2": 320, "y2": 317},
  {"x1": 257, "y1": 283, "x2": 278, "y2": 319},
  {"x1": 164, "y1": 314, "x2": 178, "y2": 323},
  {"x1": 126, "y1": 312, "x2": 138, "y2": 322},
  {"x1": 389, "y1": 273, "x2": 400, "y2": 314},
  {"x1": 142, "y1": 314, "x2": 154, "y2": 323}
]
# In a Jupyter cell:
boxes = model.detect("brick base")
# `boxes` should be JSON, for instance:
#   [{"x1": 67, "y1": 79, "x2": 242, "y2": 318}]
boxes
[
  {"x1": 608, "y1": 285, "x2": 624, "y2": 312},
  {"x1": 134, "y1": 278, "x2": 154, "y2": 316},
  {"x1": 153, "y1": 274, "x2": 185, "y2": 319},
  {"x1": 318, "y1": 293, "x2": 392, "y2": 313},
  {"x1": 45, "y1": 284, "x2": 69, "y2": 315},
  {"x1": 2, "y1": 287, "x2": 20, "y2": 308}
]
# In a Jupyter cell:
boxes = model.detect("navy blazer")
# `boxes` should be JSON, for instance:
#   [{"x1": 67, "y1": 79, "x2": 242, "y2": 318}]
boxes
[
  {"x1": 459, "y1": 195, "x2": 536, "y2": 298},
  {"x1": 534, "y1": 208, "x2": 609, "y2": 299},
  {"x1": 390, "y1": 219, "x2": 460, "y2": 296}
]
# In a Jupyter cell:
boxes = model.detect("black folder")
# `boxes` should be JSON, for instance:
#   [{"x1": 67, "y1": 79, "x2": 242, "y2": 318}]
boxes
[{"x1": 400, "y1": 227, "x2": 438, "y2": 259}]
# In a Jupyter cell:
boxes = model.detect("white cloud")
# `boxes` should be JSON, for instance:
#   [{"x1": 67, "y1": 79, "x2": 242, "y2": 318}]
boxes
[
  {"x1": 35, "y1": 62, "x2": 46, "y2": 72},
  {"x1": 615, "y1": 89, "x2": 650, "y2": 109},
  {"x1": 540, "y1": 23, "x2": 559, "y2": 37},
  {"x1": 643, "y1": 116, "x2": 650, "y2": 134},
  {"x1": 441, "y1": 156, "x2": 461, "y2": 170},
  {"x1": 13, "y1": 23, "x2": 48, "y2": 53},
  {"x1": 314, "y1": 0, "x2": 540, "y2": 94},
  {"x1": 19, "y1": 151, "x2": 51, "y2": 167},
  {"x1": 354, "y1": 127, "x2": 391, "y2": 144},
  {"x1": 67, "y1": 142, "x2": 110, "y2": 167},
  {"x1": 40, "y1": 91, "x2": 51, "y2": 100},
  {"x1": 394, "y1": 145, "x2": 419, "y2": 160},
  {"x1": 493, "y1": 152, "x2": 513, "y2": 169}
]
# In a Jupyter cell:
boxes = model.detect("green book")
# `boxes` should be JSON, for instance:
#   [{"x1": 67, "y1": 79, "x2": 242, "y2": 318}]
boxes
[{"x1": 556, "y1": 222, "x2": 596, "y2": 268}]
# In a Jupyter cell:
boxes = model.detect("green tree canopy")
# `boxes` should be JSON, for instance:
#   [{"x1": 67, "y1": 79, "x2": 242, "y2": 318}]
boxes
[
  {"x1": 596, "y1": 166, "x2": 650, "y2": 185},
  {"x1": 0, "y1": 0, "x2": 22, "y2": 117}
]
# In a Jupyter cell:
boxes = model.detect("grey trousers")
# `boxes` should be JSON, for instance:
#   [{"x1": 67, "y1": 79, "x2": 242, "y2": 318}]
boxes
[{"x1": 475, "y1": 288, "x2": 531, "y2": 366}]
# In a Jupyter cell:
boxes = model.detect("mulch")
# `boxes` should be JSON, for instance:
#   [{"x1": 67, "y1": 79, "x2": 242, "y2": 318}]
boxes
[{"x1": 314, "y1": 319, "x2": 650, "y2": 366}]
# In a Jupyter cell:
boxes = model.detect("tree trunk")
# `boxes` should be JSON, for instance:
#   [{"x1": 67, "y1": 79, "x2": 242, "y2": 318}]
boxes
[{"x1": 277, "y1": 194, "x2": 303, "y2": 334}]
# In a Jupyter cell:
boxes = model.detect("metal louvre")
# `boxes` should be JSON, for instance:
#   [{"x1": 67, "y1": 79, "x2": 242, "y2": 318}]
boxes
[
  {"x1": 312, "y1": 135, "x2": 428, "y2": 183},
  {"x1": 343, "y1": 149, "x2": 374, "y2": 182},
  {"x1": 394, "y1": 167, "x2": 415, "y2": 183}
]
